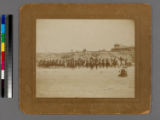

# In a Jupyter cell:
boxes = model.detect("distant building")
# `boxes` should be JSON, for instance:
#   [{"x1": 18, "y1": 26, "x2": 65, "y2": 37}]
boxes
[{"x1": 111, "y1": 44, "x2": 134, "y2": 52}]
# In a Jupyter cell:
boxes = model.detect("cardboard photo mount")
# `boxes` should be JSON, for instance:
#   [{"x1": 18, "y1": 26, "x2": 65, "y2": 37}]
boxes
[{"x1": 19, "y1": 3, "x2": 151, "y2": 114}]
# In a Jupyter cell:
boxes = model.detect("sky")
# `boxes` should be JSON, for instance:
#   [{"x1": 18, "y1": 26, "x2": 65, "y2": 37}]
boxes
[{"x1": 36, "y1": 19, "x2": 135, "y2": 53}]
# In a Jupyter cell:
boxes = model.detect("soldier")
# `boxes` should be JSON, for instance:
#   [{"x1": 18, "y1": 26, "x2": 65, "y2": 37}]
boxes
[{"x1": 105, "y1": 58, "x2": 110, "y2": 67}]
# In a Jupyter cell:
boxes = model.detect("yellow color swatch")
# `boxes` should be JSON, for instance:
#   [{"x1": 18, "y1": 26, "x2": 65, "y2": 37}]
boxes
[{"x1": 1, "y1": 43, "x2": 5, "y2": 52}]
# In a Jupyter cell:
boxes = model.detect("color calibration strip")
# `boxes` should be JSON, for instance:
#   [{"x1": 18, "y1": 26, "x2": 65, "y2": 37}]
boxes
[
  {"x1": 0, "y1": 15, "x2": 13, "y2": 98},
  {"x1": 1, "y1": 15, "x2": 5, "y2": 97}
]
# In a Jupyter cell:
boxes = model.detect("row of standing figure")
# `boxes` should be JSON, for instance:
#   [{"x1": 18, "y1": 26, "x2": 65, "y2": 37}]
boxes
[{"x1": 38, "y1": 57, "x2": 132, "y2": 69}]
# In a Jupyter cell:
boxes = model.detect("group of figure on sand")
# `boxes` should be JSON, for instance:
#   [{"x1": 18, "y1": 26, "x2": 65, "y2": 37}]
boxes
[{"x1": 38, "y1": 56, "x2": 132, "y2": 69}]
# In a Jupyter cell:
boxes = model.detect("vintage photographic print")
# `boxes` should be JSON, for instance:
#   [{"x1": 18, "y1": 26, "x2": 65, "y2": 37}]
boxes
[{"x1": 36, "y1": 19, "x2": 135, "y2": 98}]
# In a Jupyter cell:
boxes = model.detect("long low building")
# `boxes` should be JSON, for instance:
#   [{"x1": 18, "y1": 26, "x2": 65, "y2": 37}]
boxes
[{"x1": 111, "y1": 44, "x2": 134, "y2": 52}]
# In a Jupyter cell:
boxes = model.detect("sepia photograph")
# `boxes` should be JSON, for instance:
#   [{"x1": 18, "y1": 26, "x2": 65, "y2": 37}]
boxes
[{"x1": 36, "y1": 19, "x2": 135, "y2": 98}]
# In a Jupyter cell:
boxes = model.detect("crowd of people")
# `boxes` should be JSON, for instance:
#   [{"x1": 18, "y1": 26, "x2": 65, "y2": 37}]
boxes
[{"x1": 38, "y1": 56, "x2": 133, "y2": 69}]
